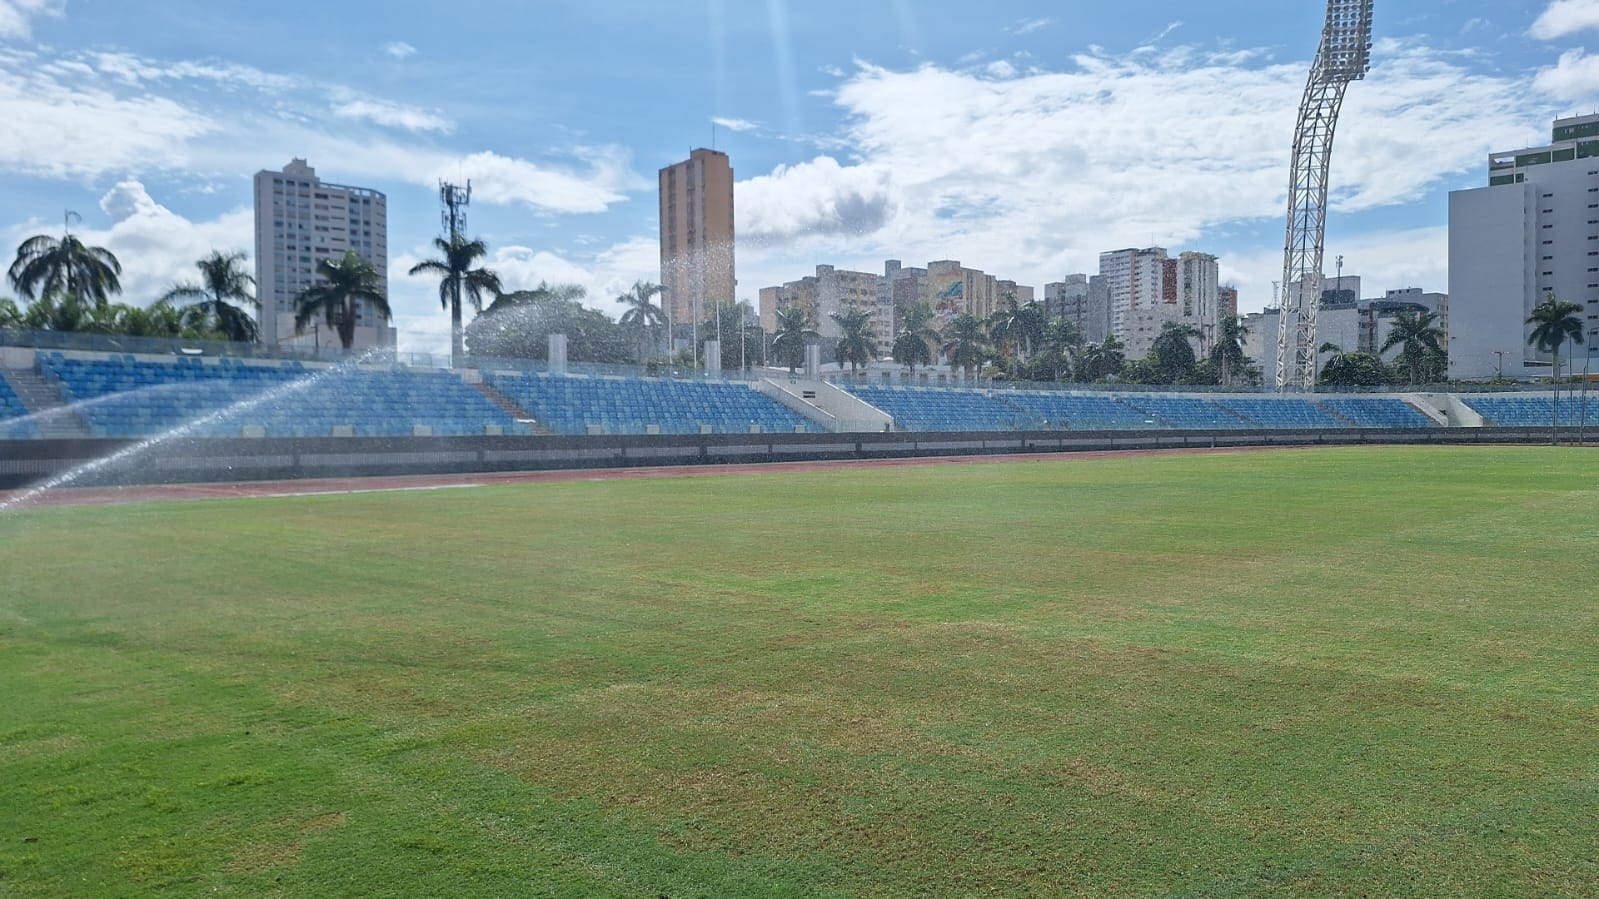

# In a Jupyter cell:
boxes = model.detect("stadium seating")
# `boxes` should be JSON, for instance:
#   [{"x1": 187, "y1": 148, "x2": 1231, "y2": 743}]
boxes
[
  {"x1": 484, "y1": 371, "x2": 814, "y2": 435},
  {"x1": 0, "y1": 372, "x2": 40, "y2": 439},
  {"x1": 846, "y1": 386, "x2": 1038, "y2": 431},
  {"x1": 1117, "y1": 395, "x2": 1253, "y2": 429},
  {"x1": 35, "y1": 353, "x2": 523, "y2": 438},
  {"x1": 1318, "y1": 397, "x2": 1437, "y2": 428},
  {"x1": 998, "y1": 391, "x2": 1161, "y2": 430},
  {"x1": 1214, "y1": 397, "x2": 1347, "y2": 429},
  {"x1": 1459, "y1": 395, "x2": 1578, "y2": 428}
]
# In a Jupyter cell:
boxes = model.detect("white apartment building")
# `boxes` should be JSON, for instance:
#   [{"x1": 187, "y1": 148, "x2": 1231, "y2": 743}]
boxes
[
  {"x1": 1101, "y1": 247, "x2": 1221, "y2": 358},
  {"x1": 758, "y1": 264, "x2": 887, "y2": 349},
  {"x1": 253, "y1": 159, "x2": 394, "y2": 350},
  {"x1": 1449, "y1": 113, "x2": 1599, "y2": 379}
]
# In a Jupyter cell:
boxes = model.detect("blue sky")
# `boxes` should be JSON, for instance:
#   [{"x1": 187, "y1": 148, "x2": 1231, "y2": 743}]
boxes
[{"x1": 2, "y1": 0, "x2": 1597, "y2": 353}]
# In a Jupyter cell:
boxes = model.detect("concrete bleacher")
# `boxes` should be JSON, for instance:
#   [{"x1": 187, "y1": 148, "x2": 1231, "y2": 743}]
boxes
[
  {"x1": 1214, "y1": 397, "x2": 1346, "y2": 429},
  {"x1": 998, "y1": 391, "x2": 1161, "y2": 430},
  {"x1": 1117, "y1": 395, "x2": 1252, "y2": 429},
  {"x1": 485, "y1": 371, "x2": 815, "y2": 435},
  {"x1": 34, "y1": 352, "x2": 522, "y2": 438},
  {"x1": 1318, "y1": 397, "x2": 1437, "y2": 429},
  {"x1": 846, "y1": 386, "x2": 1038, "y2": 432},
  {"x1": 0, "y1": 372, "x2": 39, "y2": 439},
  {"x1": 1458, "y1": 395, "x2": 1576, "y2": 428}
]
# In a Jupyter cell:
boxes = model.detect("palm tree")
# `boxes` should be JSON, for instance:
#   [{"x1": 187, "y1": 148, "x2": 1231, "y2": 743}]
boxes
[
  {"x1": 160, "y1": 250, "x2": 260, "y2": 343},
  {"x1": 1210, "y1": 314, "x2": 1250, "y2": 387},
  {"x1": 0, "y1": 297, "x2": 23, "y2": 329},
  {"x1": 1151, "y1": 322, "x2": 1201, "y2": 383},
  {"x1": 830, "y1": 307, "x2": 877, "y2": 377},
  {"x1": 1527, "y1": 294, "x2": 1584, "y2": 438},
  {"x1": 892, "y1": 301, "x2": 939, "y2": 375},
  {"x1": 1077, "y1": 336, "x2": 1126, "y2": 382},
  {"x1": 408, "y1": 234, "x2": 503, "y2": 367},
  {"x1": 771, "y1": 304, "x2": 819, "y2": 374},
  {"x1": 1380, "y1": 308, "x2": 1446, "y2": 385},
  {"x1": 1039, "y1": 318, "x2": 1083, "y2": 381},
  {"x1": 294, "y1": 250, "x2": 391, "y2": 350},
  {"x1": 616, "y1": 280, "x2": 665, "y2": 362},
  {"x1": 942, "y1": 313, "x2": 989, "y2": 378},
  {"x1": 8, "y1": 224, "x2": 123, "y2": 309}
]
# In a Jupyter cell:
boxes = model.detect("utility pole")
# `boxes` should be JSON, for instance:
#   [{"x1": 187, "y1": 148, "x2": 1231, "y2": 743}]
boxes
[{"x1": 440, "y1": 181, "x2": 471, "y2": 368}]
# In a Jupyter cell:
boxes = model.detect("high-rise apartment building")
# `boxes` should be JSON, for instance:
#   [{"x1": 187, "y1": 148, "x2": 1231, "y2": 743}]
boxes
[
  {"x1": 253, "y1": 159, "x2": 393, "y2": 350},
  {"x1": 1448, "y1": 113, "x2": 1599, "y2": 379},
  {"x1": 659, "y1": 149, "x2": 736, "y2": 338},
  {"x1": 1218, "y1": 285, "x2": 1239, "y2": 320},
  {"x1": 1097, "y1": 247, "x2": 1168, "y2": 340},
  {"x1": 1101, "y1": 247, "x2": 1221, "y2": 357},
  {"x1": 758, "y1": 265, "x2": 886, "y2": 348},
  {"x1": 1044, "y1": 274, "x2": 1111, "y2": 344}
]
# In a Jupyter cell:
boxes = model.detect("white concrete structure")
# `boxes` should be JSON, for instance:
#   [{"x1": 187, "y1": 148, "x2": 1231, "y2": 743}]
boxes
[
  {"x1": 254, "y1": 159, "x2": 393, "y2": 351},
  {"x1": 1098, "y1": 247, "x2": 1166, "y2": 340},
  {"x1": 1449, "y1": 114, "x2": 1599, "y2": 380}
]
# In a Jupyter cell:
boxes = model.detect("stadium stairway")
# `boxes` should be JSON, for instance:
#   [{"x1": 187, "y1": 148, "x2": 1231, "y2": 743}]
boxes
[
  {"x1": 1, "y1": 367, "x2": 89, "y2": 438},
  {"x1": 470, "y1": 380, "x2": 543, "y2": 434}
]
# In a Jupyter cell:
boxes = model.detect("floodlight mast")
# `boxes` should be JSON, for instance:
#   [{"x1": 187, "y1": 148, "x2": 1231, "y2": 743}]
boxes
[{"x1": 1274, "y1": 0, "x2": 1373, "y2": 392}]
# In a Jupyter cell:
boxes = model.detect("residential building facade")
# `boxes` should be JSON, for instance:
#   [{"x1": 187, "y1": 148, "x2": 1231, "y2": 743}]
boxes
[
  {"x1": 659, "y1": 148, "x2": 736, "y2": 338},
  {"x1": 253, "y1": 158, "x2": 393, "y2": 350}
]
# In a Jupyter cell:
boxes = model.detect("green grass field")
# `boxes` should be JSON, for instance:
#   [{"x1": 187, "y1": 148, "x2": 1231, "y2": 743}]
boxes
[{"x1": 2, "y1": 446, "x2": 1596, "y2": 897}]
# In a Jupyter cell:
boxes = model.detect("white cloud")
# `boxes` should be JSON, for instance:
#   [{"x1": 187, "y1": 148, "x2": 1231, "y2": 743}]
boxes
[
  {"x1": 1007, "y1": 17, "x2": 1053, "y2": 37},
  {"x1": 0, "y1": 0, "x2": 63, "y2": 40},
  {"x1": 383, "y1": 41, "x2": 416, "y2": 60},
  {"x1": 1533, "y1": 48, "x2": 1599, "y2": 100},
  {"x1": 0, "y1": 47, "x2": 642, "y2": 215},
  {"x1": 734, "y1": 41, "x2": 1542, "y2": 296},
  {"x1": 333, "y1": 98, "x2": 452, "y2": 134},
  {"x1": 712, "y1": 116, "x2": 759, "y2": 133},
  {"x1": 1, "y1": 181, "x2": 253, "y2": 305},
  {"x1": 1530, "y1": 0, "x2": 1599, "y2": 40},
  {"x1": 737, "y1": 156, "x2": 896, "y2": 246}
]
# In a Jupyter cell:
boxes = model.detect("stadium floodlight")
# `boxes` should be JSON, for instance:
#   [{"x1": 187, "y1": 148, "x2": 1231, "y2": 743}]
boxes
[{"x1": 1274, "y1": 0, "x2": 1374, "y2": 392}]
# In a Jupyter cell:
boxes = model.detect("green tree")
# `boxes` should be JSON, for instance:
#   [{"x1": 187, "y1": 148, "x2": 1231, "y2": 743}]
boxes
[
  {"x1": 1150, "y1": 322, "x2": 1201, "y2": 383},
  {"x1": 700, "y1": 300, "x2": 762, "y2": 370},
  {"x1": 408, "y1": 234, "x2": 502, "y2": 367},
  {"x1": 1319, "y1": 349, "x2": 1388, "y2": 387},
  {"x1": 467, "y1": 283, "x2": 630, "y2": 364},
  {"x1": 1526, "y1": 294, "x2": 1583, "y2": 383},
  {"x1": 160, "y1": 250, "x2": 260, "y2": 343},
  {"x1": 830, "y1": 307, "x2": 877, "y2": 377},
  {"x1": 942, "y1": 313, "x2": 989, "y2": 378},
  {"x1": 892, "y1": 301, "x2": 938, "y2": 375},
  {"x1": 0, "y1": 297, "x2": 23, "y2": 328},
  {"x1": 771, "y1": 305, "x2": 820, "y2": 374},
  {"x1": 987, "y1": 294, "x2": 1045, "y2": 362},
  {"x1": 1379, "y1": 308, "x2": 1446, "y2": 386},
  {"x1": 19, "y1": 291, "x2": 94, "y2": 332},
  {"x1": 1210, "y1": 315, "x2": 1250, "y2": 387},
  {"x1": 617, "y1": 280, "x2": 666, "y2": 362},
  {"x1": 293, "y1": 249, "x2": 391, "y2": 350},
  {"x1": 7, "y1": 224, "x2": 123, "y2": 309},
  {"x1": 1077, "y1": 336, "x2": 1126, "y2": 382}
]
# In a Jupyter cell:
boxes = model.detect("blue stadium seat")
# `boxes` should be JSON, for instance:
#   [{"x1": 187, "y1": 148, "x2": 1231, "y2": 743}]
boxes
[
  {"x1": 1214, "y1": 397, "x2": 1346, "y2": 429},
  {"x1": 1319, "y1": 398, "x2": 1436, "y2": 428},
  {"x1": 846, "y1": 386, "x2": 1037, "y2": 432},
  {"x1": 1116, "y1": 396, "x2": 1252, "y2": 429},
  {"x1": 1459, "y1": 396, "x2": 1573, "y2": 428},
  {"x1": 484, "y1": 372, "x2": 814, "y2": 435}
]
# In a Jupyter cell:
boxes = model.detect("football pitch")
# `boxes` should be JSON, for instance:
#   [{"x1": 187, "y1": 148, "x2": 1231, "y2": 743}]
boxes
[{"x1": 2, "y1": 446, "x2": 1596, "y2": 897}]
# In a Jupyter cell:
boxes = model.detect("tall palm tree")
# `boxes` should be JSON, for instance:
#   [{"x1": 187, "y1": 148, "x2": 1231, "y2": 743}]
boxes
[
  {"x1": 771, "y1": 304, "x2": 820, "y2": 374},
  {"x1": 8, "y1": 225, "x2": 123, "y2": 309},
  {"x1": 892, "y1": 301, "x2": 939, "y2": 375},
  {"x1": 830, "y1": 307, "x2": 877, "y2": 377},
  {"x1": 294, "y1": 250, "x2": 391, "y2": 350},
  {"x1": 407, "y1": 234, "x2": 502, "y2": 367},
  {"x1": 1151, "y1": 322, "x2": 1201, "y2": 382},
  {"x1": 1527, "y1": 294, "x2": 1584, "y2": 437},
  {"x1": 1077, "y1": 336, "x2": 1126, "y2": 382},
  {"x1": 942, "y1": 313, "x2": 989, "y2": 378},
  {"x1": 616, "y1": 280, "x2": 665, "y2": 362},
  {"x1": 1210, "y1": 314, "x2": 1250, "y2": 387},
  {"x1": 1380, "y1": 308, "x2": 1446, "y2": 385},
  {"x1": 160, "y1": 250, "x2": 260, "y2": 343}
]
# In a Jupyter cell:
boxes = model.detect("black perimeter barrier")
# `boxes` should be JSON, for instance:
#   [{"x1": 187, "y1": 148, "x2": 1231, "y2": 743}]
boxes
[{"x1": 0, "y1": 427, "x2": 1579, "y2": 491}]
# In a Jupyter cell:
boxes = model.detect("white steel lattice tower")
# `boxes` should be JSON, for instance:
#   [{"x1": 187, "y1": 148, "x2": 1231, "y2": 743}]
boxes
[{"x1": 1274, "y1": 0, "x2": 1374, "y2": 392}]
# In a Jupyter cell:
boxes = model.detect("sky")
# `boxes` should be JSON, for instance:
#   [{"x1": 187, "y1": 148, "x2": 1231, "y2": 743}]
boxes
[{"x1": 2, "y1": 0, "x2": 1598, "y2": 354}]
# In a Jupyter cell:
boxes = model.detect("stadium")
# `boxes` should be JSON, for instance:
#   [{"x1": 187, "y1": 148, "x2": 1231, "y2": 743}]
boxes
[{"x1": 2, "y1": 337, "x2": 1597, "y2": 895}]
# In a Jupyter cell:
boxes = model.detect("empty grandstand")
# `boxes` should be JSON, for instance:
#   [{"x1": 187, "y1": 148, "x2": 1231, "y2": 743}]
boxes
[
  {"x1": 0, "y1": 374, "x2": 38, "y2": 439},
  {"x1": 845, "y1": 386, "x2": 1038, "y2": 432},
  {"x1": 998, "y1": 391, "x2": 1161, "y2": 430},
  {"x1": 1118, "y1": 395, "x2": 1253, "y2": 429},
  {"x1": 1460, "y1": 395, "x2": 1578, "y2": 428},
  {"x1": 1318, "y1": 397, "x2": 1437, "y2": 429},
  {"x1": 485, "y1": 371, "x2": 814, "y2": 435}
]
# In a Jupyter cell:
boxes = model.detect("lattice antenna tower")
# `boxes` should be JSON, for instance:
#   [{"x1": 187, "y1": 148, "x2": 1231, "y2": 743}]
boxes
[
  {"x1": 1273, "y1": 0, "x2": 1374, "y2": 392},
  {"x1": 440, "y1": 181, "x2": 471, "y2": 242}
]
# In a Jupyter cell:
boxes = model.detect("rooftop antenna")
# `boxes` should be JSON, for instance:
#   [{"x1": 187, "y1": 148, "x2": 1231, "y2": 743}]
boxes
[{"x1": 63, "y1": 209, "x2": 80, "y2": 235}]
